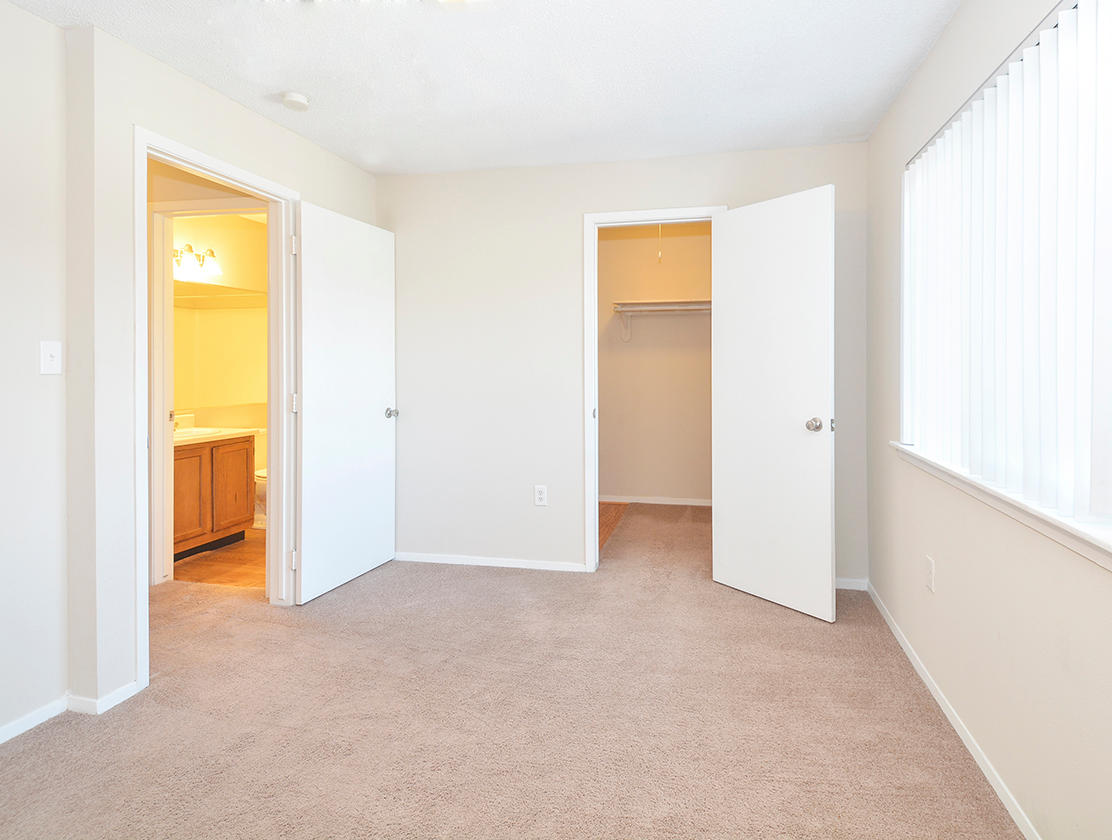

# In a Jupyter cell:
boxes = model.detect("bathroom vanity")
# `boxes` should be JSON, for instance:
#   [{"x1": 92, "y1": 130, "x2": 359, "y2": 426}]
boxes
[{"x1": 173, "y1": 430, "x2": 256, "y2": 556}]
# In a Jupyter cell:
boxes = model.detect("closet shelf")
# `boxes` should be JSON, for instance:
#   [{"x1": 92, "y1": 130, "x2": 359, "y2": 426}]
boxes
[
  {"x1": 612, "y1": 299, "x2": 711, "y2": 341},
  {"x1": 612, "y1": 299, "x2": 711, "y2": 314}
]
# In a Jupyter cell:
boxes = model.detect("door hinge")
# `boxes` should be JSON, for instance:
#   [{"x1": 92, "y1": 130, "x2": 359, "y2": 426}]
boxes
[
  {"x1": 289, "y1": 393, "x2": 300, "y2": 414},
  {"x1": 290, "y1": 234, "x2": 298, "y2": 256},
  {"x1": 289, "y1": 548, "x2": 298, "y2": 571}
]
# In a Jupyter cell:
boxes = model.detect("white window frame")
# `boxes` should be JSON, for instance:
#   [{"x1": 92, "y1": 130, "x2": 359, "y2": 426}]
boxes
[{"x1": 890, "y1": 442, "x2": 1112, "y2": 573}]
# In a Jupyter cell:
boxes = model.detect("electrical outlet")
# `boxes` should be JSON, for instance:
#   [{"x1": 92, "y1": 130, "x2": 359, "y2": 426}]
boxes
[
  {"x1": 534, "y1": 485, "x2": 548, "y2": 506},
  {"x1": 926, "y1": 554, "x2": 935, "y2": 593}
]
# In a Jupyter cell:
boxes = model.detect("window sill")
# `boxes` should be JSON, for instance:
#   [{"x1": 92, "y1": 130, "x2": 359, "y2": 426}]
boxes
[{"x1": 889, "y1": 441, "x2": 1112, "y2": 575}]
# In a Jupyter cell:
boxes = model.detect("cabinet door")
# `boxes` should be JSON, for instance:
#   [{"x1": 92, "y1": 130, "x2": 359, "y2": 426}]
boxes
[
  {"x1": 212, "y1": 438, "x2": 255, "y2": 532},
  {"x1": 174, "y1": 445, "x2": 211, "y2": 543}
]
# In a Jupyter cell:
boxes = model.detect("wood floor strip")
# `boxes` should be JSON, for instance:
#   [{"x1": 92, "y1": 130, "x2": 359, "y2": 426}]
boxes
[
  {"x1": 599, "y1": 502, "x2": 628, "y2": 548},
  {"x1": 174, "y1": 529, "x2": 266, "y2": 588}
]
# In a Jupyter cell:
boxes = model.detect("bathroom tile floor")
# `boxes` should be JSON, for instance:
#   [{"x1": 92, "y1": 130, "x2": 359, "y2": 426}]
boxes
[{"x1": 173, "y1": 529, "x2": 266, "y2": 588}]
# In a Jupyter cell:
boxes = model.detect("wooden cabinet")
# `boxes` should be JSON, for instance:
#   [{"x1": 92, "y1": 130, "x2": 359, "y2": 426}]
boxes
[
  {"x1": 173, "y1": 445, "x2": 211, "y2": 544},
  {"x1": 212, "y1": 439, "x2": 255, "y2": 532},
  {"x1": 174, "y1": 435, "x2": 254, "y2": 555}
]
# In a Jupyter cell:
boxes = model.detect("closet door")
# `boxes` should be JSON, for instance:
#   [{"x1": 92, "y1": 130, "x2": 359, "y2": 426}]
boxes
[
  {"x1": 296, "y1": 203, "x2": 396, "y2": 604},
  {"x1": 711, "y1": 185, "x2": 836, "y2": 622}
]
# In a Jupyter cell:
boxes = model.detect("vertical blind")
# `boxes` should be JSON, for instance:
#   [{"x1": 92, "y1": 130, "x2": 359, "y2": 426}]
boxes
[{"x1": 901, "y1": 0, "x2": 1112, "y2": 526}]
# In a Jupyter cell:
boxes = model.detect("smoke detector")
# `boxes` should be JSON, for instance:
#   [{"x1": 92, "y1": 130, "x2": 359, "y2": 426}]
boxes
[{"x1": 282, "y1": 91, "x2": 310, "y2": 112}]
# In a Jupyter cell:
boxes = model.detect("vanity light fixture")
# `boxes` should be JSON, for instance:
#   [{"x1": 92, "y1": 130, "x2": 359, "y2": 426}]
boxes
[{"x1": 173, "y1": 244, "x2": 223, "y2": 281}]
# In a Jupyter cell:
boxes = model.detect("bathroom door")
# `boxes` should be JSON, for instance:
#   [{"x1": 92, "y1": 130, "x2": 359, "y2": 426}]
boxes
[
  {"x1": 296, "y1": 203, "x2": 396, "y2": 604},
  {"x1": 711, "y1": 185, "x2": 835, "y2": 622}
]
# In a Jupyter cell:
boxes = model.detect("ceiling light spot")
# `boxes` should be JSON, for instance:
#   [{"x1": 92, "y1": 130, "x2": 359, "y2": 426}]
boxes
[{"x1": 282, "y1": 91, "x2": 310, "y2": 112}]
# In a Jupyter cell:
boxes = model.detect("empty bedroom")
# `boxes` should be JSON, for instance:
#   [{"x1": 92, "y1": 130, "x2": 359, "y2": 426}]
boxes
[{"x1": 1, "y1": 1, "x2": 1110, "y2": 838}]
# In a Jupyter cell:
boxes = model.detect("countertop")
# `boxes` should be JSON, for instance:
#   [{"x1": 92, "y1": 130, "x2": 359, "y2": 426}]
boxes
[{"x1": 173, "y1": 427, "x2": 259, "y2": 446}]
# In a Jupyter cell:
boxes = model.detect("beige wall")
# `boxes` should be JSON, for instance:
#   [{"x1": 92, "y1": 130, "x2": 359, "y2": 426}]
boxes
[
  {"x1": 598, "y1": 223, "x2": 711, "y2": 502},
  {"x1": 172, "y1": 215, "x2": 268, "y2": 294},
  {"x1": 171, "y1": 212, "x2": 269, "y2": 453},
  {"x1": 53, "y1": 22, "x2": 378, "y2": 714},
  {"x1": 0, "y1": 0, "x2": 67, "y2": 731},
  {"x1": 867, "y1": 0, "x2": 1112, "y2": 835},
  {"x1": 155, "y1": 173, "x2": 270, "y2": 480},
  {"x1": 174, "y1": 305, "x2": 268, "y2": 472},
  {"x1": 377, "y1": 142, "x2": 869, "y2": 579},
  {"x1": 174, "y1": 307, "x2": 268, "y2": 409}
]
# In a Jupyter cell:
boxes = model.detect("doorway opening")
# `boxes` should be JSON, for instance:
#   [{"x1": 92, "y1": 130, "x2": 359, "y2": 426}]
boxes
[
  {"x1": 583, "y1": 192, "x2": 836, "y2": 622},
  {"x1": 137, "y1": 132, "x2": 299, "y2": 621},
  {"x1": 148, "y1": 161, "x2": 270, "y2": 591},
  {"x1": 582, "y1": 207, "x2": 724, "y2": 572},
  {"x1": 595, "y1": 221, "x2": 713, "y2": 553}
]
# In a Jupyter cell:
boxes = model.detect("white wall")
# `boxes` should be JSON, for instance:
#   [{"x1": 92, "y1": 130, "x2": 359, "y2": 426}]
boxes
[
  {"x1": 0, "y1": 15, "x2": 378, "y2": 725},
  {"x1": 867, "y1": 0, "x2": 1112, "y2": 835},
  {"x1": 598, "y1": 223, "x2": 711, "y2": 502},
  {"x1": 0, "y1": 0, "x2": 68, "y2": 733},
  {"x1": 64, "y1": 24, "x2": 378, "y2": 704},
  {"x1": 377, "y1": 143, "x2": 869, "y2": 579}
]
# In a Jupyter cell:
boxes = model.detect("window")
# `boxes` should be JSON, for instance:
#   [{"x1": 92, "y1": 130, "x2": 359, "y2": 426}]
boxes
[{"x1": 900, "y1": 0, "x2": 1112, "y2": 549}]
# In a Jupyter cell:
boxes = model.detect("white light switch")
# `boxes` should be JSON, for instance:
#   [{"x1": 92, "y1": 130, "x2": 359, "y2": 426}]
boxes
[
  {"x1": 40, "y1": 340, "x2": 63, "y2": 375},
  {"x1": 534, "y1": 485, "x2": 548, "y2": 506}
]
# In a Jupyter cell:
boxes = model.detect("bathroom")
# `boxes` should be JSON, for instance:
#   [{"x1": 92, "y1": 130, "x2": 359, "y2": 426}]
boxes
[{"x1": 161, "y1": 188, "x2": 269, "y2": 588}]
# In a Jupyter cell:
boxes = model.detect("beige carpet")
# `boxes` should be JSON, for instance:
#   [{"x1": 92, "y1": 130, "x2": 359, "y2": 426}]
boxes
[{"x1": 0, "y1": 504, "x2": 1019, "y2": 839}]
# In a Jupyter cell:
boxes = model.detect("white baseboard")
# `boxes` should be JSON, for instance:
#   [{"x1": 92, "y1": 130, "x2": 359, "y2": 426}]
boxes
[
  {"x1": 395, "y1": 552, "x2": 591, "y2": 573},
  {"x1": 868, "y1": 584, "x2": 1040, "y2": 840},
  {"x1": 835, "y1": 577, "x2": 869, "y2": 591},
  {"x1": 599, "y1": 495, "x2": 712, "y2": 507},
  {"x1": 67, "y1": 680, "x2": 143, "y2": 716},
  {"x1": 0, "y1": 679, "x2": 146, "y2": 743},
  {"x1": 0, "y1": 695, "x2": 67, "y2": 745}
]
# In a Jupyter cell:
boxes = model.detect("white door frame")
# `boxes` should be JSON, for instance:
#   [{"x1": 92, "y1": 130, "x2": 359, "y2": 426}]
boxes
[
  {"x1": 582, "y1": 206, "x2": 726, "y2": 571},
  {"x1": 147, "y1": 208, "x2": 175, "y2": 588},
  {"x1": 134, "y1": 128, "x2": 302, "y2": 688}
]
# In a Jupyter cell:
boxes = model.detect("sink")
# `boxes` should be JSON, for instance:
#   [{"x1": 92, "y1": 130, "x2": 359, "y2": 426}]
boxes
[{"x1": 173, "y1": 427, "x2": 258, "y2": 445}]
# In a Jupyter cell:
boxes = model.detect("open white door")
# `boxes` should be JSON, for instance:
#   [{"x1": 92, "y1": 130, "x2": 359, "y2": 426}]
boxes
[
  {"x1": 711, "y1": 185, "x2": 835, "y2": 622},
  {"x1": 297, "y1": 203, "x2": 396, "y2": 604}
]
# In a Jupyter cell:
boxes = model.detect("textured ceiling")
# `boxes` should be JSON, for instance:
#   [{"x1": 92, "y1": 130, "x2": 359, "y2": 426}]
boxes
[{"x1": 16, "y1": 0, "x2": 961, "y2": 174}]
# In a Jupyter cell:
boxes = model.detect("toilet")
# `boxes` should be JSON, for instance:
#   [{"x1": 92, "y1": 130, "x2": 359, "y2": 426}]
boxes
[{"x1": 253, "y1": 467, "x2": 267, "y2": 529}]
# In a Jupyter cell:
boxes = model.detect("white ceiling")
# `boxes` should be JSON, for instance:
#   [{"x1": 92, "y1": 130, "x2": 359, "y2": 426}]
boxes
[{"x1": 16, "y1": 0, "x2": 961, "y2": 174}]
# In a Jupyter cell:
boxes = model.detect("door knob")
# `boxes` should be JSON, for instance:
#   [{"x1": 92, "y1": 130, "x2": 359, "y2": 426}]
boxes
[
  {"x1": 385, "y1": 408, "x2": 399, "y2": 419},
  {"x1": 805, "y1": 417, "x2": 823, "y2": 432}
]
